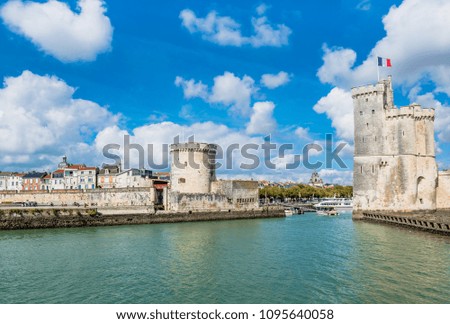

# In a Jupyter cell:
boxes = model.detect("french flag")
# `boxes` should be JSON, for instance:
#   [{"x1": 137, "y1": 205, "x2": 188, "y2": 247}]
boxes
[{"x1": 377, "y1": 56, "x2": 392, "y2": 67}]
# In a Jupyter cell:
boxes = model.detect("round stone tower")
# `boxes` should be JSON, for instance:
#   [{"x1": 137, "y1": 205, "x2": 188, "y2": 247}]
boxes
[{"x1": 170, "y1": 142, "x2": 217, "y2": 194}]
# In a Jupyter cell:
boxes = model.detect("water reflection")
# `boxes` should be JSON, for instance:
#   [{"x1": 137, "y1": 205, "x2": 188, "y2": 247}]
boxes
[{"x1": 0, "y1": 214, "x2": 448, "y2": 303}]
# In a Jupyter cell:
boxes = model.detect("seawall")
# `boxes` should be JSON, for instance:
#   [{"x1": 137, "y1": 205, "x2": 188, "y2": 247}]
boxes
[
  {"x1": 0, "y1": 207, "x2": 285, "y2": 231},
  {"x1": 0, "y1": 187, "x2": 156, "y2": 207},
  {"x1": 356, "y1": 210, "x2": 450, "y2": 235}
]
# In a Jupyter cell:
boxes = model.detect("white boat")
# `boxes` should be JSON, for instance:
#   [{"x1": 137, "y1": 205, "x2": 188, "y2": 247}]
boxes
[
  {"x1": 284, "y1": 208, "x2": 294, "y2": 216},
  {"x1": 313, "y1": 198, "x2": 353, "y2": 212},
  {"x1": 316, "y1": 207, "x2": 339, "y2": 216}
]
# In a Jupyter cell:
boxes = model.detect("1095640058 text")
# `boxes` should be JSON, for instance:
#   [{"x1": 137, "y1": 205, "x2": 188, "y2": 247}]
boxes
[{"x1": 259, "y1": 309, "x2": 334, "y2": 320}]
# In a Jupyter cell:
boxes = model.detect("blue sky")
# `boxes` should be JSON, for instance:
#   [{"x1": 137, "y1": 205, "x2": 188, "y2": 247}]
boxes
[{"x1": 0, "y1": 0, "x2": 449, "y2": 184}]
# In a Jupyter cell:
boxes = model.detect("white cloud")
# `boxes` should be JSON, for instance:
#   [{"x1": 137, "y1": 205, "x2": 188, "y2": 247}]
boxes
[
  {"x1": 295, "y1": 127, "x2": 310, "y2": 140},
  {"x1": 260, "y1": 71, "x2": 291, "y2": 89},
  {"x1": 175, "y1": 72, "x2": 257, "y2": 116},
  {"x1": 174, "y1": 76, "x2": 208, "y2": 100},
  {"x1": 313, "y1": 87, "x2": 354, "y2": 141},
  {"x1": 179, "y1": 7, "x2": 291, "y2": 47},
  {"x1": 246, "y1": 101, "x2": 277, "y2": 135},
  {"x1": 250, "y1": 16, "x2": 291, "y2": 47},
  {"x1": 0, "y1": 70, "x2": 119, "y2": 169},
  {"x1": 256, "y1": 3, "x2": 269, "y2": 16},
  {"x1": 209, "y1": 72, "x2": 256, "y2": 115},
  {"x1": 317, "y1": 45, "x2": 357, "y2": 87},
  {"x1": 317, "y1": 0, "x2": 450, "y2": 92},
  {"x1": 1, "y1": 0, "x2": 113, "y2": 62}
]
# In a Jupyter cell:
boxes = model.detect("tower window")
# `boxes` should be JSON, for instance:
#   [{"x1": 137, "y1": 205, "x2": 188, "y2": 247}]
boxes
[
  {"x1": 372, "y1": 110, "x2": 375, "y2": 114},
  {"x1": 372, "y1": 165, "x2": 375, "y2": 173},
  {"x1": 366, "y1": 123, "x2": 369, "y2": 128},
  {"x1": 402, "y1": 130, "x2": 405, "y2": 136},
  {"x1": 360, "y1": 111, "x2": 363, "y2": 116},
  {"x1": 360, "y1": 166, "x2": 363, "y2": 174},
  {"x1": 365, "y1": 98, "x2": 368, "y2": 102}
]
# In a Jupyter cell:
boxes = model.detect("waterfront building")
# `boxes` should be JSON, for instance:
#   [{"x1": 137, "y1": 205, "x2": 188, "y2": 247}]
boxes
[
  {"x1": 72, "y1": 166, "x2": 98, "y2": 190},
  {"x1": 115, "y1": 168, "x2": 153, "y2": 188},
  {"x1": 51, "y1": 157, "x2": 98, "y2": 190},
  {"x1": 22, "y1": 172, "x2": 47, "y2": 191},
  {"x1": 0, "y1": 172, "x2": 12, "y2": 191},
  {"x1": 0, "y1": 172, "x2": 24, "y2": 191},
  {"x1": 98, "y1": 164, "x2": 121, "y2": 189},
  {"x1": 50, "y1": 169, "x2": 65, "y2": 190}
]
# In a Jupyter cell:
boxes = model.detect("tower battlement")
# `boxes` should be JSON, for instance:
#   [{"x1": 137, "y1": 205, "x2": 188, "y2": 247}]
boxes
[
  {"x1": 351, "y1": 83, "x2": 385, "y2": 98},
  {"x1": 385, "y1": 106, "x2": 435, "y2": 120},
  {"x1": 170, "y1": 142, "x2": 217, "y2": 153}
]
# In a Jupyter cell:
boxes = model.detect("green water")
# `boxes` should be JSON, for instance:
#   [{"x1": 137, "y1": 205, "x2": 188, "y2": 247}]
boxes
[{"x1": 0, "y1": 212, "x2": 449, "y2": 303}]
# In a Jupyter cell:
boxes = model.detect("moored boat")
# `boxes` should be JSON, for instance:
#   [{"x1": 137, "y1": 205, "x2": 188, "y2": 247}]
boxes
[
  {"x1": 316, "y1": 207, "x2": 339, "y2": 216},
  {"x1": 313, "y1": 198, "x2": 353, "y2": 211}
]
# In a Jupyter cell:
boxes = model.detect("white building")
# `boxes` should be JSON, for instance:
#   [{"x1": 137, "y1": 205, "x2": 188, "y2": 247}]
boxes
[
  {"x1": 0, "y1": 172, "x2": 24, "y2": 191},
  {"x1": 115, "y1": 169, "x2": 153, "y2": 188},
  {"x1": 63, "y1": 166, "x2": 97, "y2": 190},
  {"x1": 46, "y1": 157, "x2": 98, "y2": 191}
]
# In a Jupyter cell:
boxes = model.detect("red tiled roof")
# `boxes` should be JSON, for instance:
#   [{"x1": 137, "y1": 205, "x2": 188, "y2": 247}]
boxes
[
  {"x1": 68, "y1": 164, "x2": 86, "y2": 169},
  {"x1": 78, "y1": 167, "x2": 97, "y2": 170}
]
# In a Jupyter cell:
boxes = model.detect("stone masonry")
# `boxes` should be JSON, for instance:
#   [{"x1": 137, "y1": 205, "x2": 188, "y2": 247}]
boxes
[{"x1": 352, "y1": 76, "x2": 450, "y2": 218}]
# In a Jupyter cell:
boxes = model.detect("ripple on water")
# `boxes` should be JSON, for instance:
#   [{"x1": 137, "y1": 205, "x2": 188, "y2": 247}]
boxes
[{"x1": 0, "y1": 214, "x2": 449, "y2": 303}]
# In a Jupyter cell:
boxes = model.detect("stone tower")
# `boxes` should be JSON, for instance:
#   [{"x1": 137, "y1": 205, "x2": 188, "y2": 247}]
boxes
[
  {"x1": 170, "y1": 142, "x2": 217, "y2": 194},
  {"x1": 352, "y1": 76, "x2": 437, "y2": 218}
]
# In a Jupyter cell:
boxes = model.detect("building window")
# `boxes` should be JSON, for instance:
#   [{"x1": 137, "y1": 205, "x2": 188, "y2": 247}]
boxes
[
  {"x1": 360, "y1": 111, "x2": 363, "y2": 116},
  {"x1": 360, "y1": 166, "x2": 363, "y2": 173},
  {"x1": 372, "y1": 165, "x2": 375, "y2": 173},
  {"x1": 178, "y1": 178, "x2": 186, "y2": 184},
  {"x1": 365, "y1": 98, "x2": 368, "y2": 102},
  {"x1": 402, "y1": 130, "x2": 405, "y2": 136},
  {"x1": 372, "y1": 110, "x2": 375, "y2": 114}
]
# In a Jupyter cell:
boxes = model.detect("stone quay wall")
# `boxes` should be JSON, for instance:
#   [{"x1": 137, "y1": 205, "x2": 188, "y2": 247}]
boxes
[
  {"x1": 0, "y1": 207, "x2": 285, "y2": 230},
  {"x1": 360, "y1": 210, "x2": 450, "y2": 235},
  {"x1": 0, "y1": 187, "x2": 156, "y2": 207}
]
